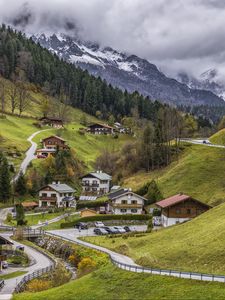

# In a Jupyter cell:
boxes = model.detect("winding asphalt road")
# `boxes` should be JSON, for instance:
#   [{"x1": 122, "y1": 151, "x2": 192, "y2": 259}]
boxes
[
  {"x1": 13, "y1": 129, "x2": 50, "y2": 183},
  {"x1": 0, "y1": 233, "x2": 53, "y2": 300},
  {"x1": 180, "y1": 138, "x2": 225, "y2": 148}
]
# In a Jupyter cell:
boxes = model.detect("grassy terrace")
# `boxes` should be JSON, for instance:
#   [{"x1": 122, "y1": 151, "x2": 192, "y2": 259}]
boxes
[
  {"x1": 12, "y1": 264, "x2": 225, "y2": 300},
  {"x1": 124, "y1": 143, "x2": 225, "y2": 205},
  {"x1": 84, "y1": 202, "x2": 225, "y2": 275},
  {"x1": 0, "y1": 271, "x2": 27, "y2": 280}
]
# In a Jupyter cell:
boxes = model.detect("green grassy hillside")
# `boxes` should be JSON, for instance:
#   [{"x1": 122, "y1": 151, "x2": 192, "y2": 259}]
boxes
[
  {"x1": 84, "y1": 202, "x2": 225, "y2": 275},
  {"x1": 13, "y1": 263, "x2": 225, "y2": 300},
  {"x1": 210, "y1": 129, "x2": 225, "y2": 145},
  {"x1": 124, "y1": 143, "x2": 225, "y2": 205},
  {"x1": 0, "y1": 78, "x2": 133, "y2": 170}
]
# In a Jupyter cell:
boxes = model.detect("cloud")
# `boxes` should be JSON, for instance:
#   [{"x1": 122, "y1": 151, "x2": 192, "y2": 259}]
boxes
[{"x1": 0, "y1": 0, "x2": 225, "y2": 79}]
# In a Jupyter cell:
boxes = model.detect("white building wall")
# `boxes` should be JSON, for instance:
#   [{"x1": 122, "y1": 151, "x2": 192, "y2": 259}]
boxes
[
  {"x1": 82, "y1": 177, "x2": 110, "y2": 194},
  {"x1": 39, "y1": 190, "x2": 73, "y2": 208},
  {"x1": 161, "y1": 214, "x2": 191, "y2": 227}
]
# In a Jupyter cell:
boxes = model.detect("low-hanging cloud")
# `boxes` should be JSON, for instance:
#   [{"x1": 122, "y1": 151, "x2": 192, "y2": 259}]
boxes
[{"x1": 0, "y1": 0, "x2": 225, "y2": 79}]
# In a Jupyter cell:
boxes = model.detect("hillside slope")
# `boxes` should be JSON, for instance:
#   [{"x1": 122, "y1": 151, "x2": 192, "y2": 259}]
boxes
[
  {"x1": 124, "y1": 143, "x2": 225, "y2": 205},
  {"x1": 13, "y1": 263, "x2": 225, "y2": 300},
  {"x1": 209, "y1": 129, "x2": 225, "y2": 145},
  {"x1": 84, "y1": 202, "x2": 225, "y2": 275}
]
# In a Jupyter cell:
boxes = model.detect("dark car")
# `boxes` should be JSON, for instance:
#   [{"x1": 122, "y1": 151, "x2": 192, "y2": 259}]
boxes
[
  {"x1": 94, "y1": 228, "x2": 108, "y2": 235},
  {"x1": 75, "y1": 222, "x2": 88, "y2": 230},
  {"x1": 124, "y1": 226, "x2": 131, "y2": 232},
  {"x1": 16, "y1": 245, "x2": 24, "y2": 251},
  {"x1": 103, "y1": 226, "x2": 112, "y2": 233}
]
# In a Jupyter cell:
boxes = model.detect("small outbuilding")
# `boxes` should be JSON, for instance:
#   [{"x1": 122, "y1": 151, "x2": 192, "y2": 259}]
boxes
[
  {"x1": 156, "y1": 193, "x2": 211, "y2": 227},
  {"x1": 80, "y1": 208, "x2": 97, "y2": 218},
  {"x1": 21, "y1": 201, "x2": 38, "y2": 211}
]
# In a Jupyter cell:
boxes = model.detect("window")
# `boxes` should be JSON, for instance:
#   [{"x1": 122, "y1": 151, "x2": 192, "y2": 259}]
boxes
[
  {"x1": 176, "y1": 209, "x2": 181, "y2": 214},
  {"x1": 60, "y1": 193, "x2": 63, "y2": 197},
  {"x1": 51, "y1": 194, "x2": 56, "y2": 198},
  {"x1": 120, "y1": 209, "x2": 127, "y2": 213},
  {"x1": 92, "y1": 188, "x2": 97, "y2": 191},
  {"x1": 68, "y1": 193, "x2": 72, "y2": 196},
  {"x1": 121, "y1": 200, "x2": 127, "y2": 204},
  {"x1": 131, "y1": 200, "x2": 137, "y2": 204},
  {"x1": 131, "y1": 209, "x2": 137, "y2": 213},
  {"x1": 42, "y1": 201, "x2": 47, "y2": 207},
  {"x1": 42, "y1": 193, "x2": 47, "y2": 197},
  {"x1": 187, "y1": 209, "x2": 191, "y2": 214}
]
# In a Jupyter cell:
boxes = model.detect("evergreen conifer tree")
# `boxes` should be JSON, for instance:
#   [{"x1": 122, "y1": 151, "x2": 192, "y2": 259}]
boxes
[{"x1": 146, "y1": 180, "x2": 163, "y2": 205}]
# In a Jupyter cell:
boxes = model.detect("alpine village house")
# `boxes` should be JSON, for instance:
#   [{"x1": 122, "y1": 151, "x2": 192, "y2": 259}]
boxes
[
  {"x1": 86, "y1": 123, "x2": 114, "y2": 135},
  {"x1": 38, "y1": 182, "x2": 76, "y2": 208},
  {"x1": 36, "y1": 135, "x2": 69, "y2": 158},
  {"x1": 39, "y1": 117, "x2": 64, "y2": 128},
  {"x1": 81, "y1": 171, "x2": 112, "y2": 196},
  {"x1": 156, "y1": 193, "x2": 211, "y2": 227},
  {"x1": 108, "y1": 188, "x2": 146, "y2": 215}
]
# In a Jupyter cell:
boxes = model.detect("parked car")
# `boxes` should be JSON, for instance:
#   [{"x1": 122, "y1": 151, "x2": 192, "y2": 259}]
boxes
[
  {"x1": 104, "y1": 226, "x2": 120, "y2": 234},
  {"x1": 94, "y1": 228, "x2": 108, "y2": 235},
  {"x1": 95, "y1": 221, "x2": 105, "y2": 228},
  {"x1": 124, "y1": 226, "x2": 131, "y2": 232},
  {"x1": 2, "y1": 261, "x2": 8, "y2": 269},
  {"x1": 16, "y1": 245, "x2": 24, "y2": 251},
  {"x1": 75, "y1": 222, "x2": 88, "y2": 230},
  {"x1": 0, "y1": 279, "x2": 4, "y2": 289},
  {"x1": 113, "y1": 226, "x2": 126, "y2": 234}
]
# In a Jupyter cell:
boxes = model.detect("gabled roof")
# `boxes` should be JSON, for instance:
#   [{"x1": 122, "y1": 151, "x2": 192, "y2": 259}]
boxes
[
  {"x1": 39, "y1": 117, "x2": 63, "y2": 122},
  {"x1": 82, "y1": 172, "x2": 112, "y2": 181},
  {"x1": 108, "y1": 188, "x2": 147, "y2": 201},
  {"x1": 156, "y1": 194, "x2": 211, "y2": 209},
  {"x1": 40, "y1": 183, "x2": 75, "y2": 193},
  {"x1": 88, "y1": 123, "x2": 114, "y2": 129},
  {"x1": 42, "y1": 135, "x2": 66, "y2": 142}
]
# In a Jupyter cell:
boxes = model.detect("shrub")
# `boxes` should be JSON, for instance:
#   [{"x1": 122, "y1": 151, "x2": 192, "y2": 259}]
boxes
[
  {"x1": 78, "y1": 257, "x2": 96, "y2": 277},
  {"x1": 50, "y1": 264, "x2": 71, "y2": 287},
  {"x1": 68, "y1": 253, "x2": 81, "y2": 267},
  {"x1": 26, "y1": 279, "x2": 52, "y2": 292},
  {"x1": 76, "y1": 200, "x2": 107, "y2": 210},
  {"x1": 6, "y1": 213, "x2": 13, "y2": 223}
]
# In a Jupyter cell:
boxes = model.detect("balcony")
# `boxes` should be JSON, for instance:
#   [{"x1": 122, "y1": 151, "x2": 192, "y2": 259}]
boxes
[
  {"x1": 111, "y1": 204, "x2": 143, "y2": 209},
  {"x1": 40, "y1": 197, "x2": 57, "y2": 202},
  {"x1": 82, "y1": 183, "x2": 99, "y2": 187}
]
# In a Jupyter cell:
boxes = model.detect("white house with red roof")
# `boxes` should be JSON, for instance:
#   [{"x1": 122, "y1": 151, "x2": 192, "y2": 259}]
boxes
[{"x1": 156, "y1": 193, "x2": 211, "y2": 227}]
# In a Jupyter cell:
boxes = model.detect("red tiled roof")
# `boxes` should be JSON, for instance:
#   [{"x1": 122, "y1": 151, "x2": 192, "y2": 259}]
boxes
[{"x1": 156, "y1": 194, "x2": 191, "y2": 208}]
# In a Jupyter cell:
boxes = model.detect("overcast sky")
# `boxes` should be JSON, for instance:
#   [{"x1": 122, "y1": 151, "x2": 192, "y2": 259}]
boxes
[{"x1": 0, "y1": 0, "x2": 225, "y2": 80}]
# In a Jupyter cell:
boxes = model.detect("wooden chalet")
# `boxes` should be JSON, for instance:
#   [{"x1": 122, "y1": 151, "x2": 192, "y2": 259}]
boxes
[
  {"x1": 87, "y1": 123, "x2": 114, "y2": 135},
  {"x1": 39, "y1": 117, "x2": 64, "y2": 128},
  {"x1": 156, "y1": 193, "x2": 211, "y2": 227},
  {"x1": 41, "y1": 135, "x2": 69, "y2": 150}
]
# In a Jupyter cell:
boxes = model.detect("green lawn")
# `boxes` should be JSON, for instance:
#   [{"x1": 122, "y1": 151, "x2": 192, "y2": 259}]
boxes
[
  {"x1": 12, "y1": 263, "x2": 225, "y2": 300},
  {"x1": 84, "y1": 202, "x2": 225, "y2": 275},
  {"x1": 210, "y1": 129, "x2": 225, "y2": 145},
  {"x1": 124, "y1": 143, "x2": 225, "y2": 205},
  {"x1": 0, "y1": 271, "x2": 27, "y2": 280},
  {"x1": 43, "y1": 213, "x2": 80, "y2": 230},
  {"x1": 6, "y1": 212, "x2": 66, "y2": 227}
]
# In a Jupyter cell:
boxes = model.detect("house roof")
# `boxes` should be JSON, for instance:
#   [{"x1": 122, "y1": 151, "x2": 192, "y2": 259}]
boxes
[
  {"x1": 156, "y1": 194, "x2": 210, "y2": 209},
  {"x1": 82, "y1": 172, "x2": 112, "y2": 181},
  {"x1": 39, "y1": 117, "x2": 63, "y2": 122},
  {"x1": 0, "y1": 235, "x2": 13, "y2": 245},
  {"x1": 42, "y1": 135, "x2": 66, "y2": 142},
  {"x1": 88, "y1": 123, "x2": 114, "y2": 129},
  {"x1": 108, "y1": 188, "x2": 147, "y2": 201},
  {"x1": 37, "y1": 149, "x2": 56, "y2": 153},
  {"x1": 80, "y1": 208, "x2": 97, "y2": 214},
  {"x1": 22, "y1": 201, "x2": 38, "y2": 208},
  {"x1": 40, "y1": 183, "x2": 75, "y2": 193}
]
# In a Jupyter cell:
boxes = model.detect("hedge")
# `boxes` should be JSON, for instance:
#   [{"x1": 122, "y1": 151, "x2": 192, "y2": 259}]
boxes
[
  {"x1": 76, "y1": 200, "x2": 107, "y2": 210},
  {"x1": 61, "y1": 214, "x2": 151, "y2": 228}
]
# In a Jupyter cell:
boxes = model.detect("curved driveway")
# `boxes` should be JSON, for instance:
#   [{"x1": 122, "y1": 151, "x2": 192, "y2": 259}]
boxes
[
  {"x1": 13, "y1": 129, "x2": 50, "y2": 182},
  {"x1": 180, "y1": 138, "x2": 225, "y2": 149},
  {"x1": 0, "y1": 233, "x2": 53, "y2": 299}
]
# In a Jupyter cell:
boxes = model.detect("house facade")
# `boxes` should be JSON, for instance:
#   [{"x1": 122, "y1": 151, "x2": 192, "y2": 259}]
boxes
[
  {"x1": 38, "y1": 182, "x2": 76, "y2": 208},
  {"x1": 108, "y1": 189, "x2": 146, "y2": 215},
  {"x1": 81, "y1": 171, "x2": 112, "y2": 196},
  {"x1": 39, "y1": 117, "x2": 64, "y2": 128},
  {"x1": 156, "y1": 194, "x2": 211, "y2": 227},
  {"x1": 42, "y1": 136, "x2": 68, "y2": 150},
  {"x1": 87, "y1": 123, "x2": 114, "y2": 135}
]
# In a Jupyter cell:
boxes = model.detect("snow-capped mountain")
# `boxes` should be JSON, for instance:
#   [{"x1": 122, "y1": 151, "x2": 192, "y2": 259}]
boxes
[
  {"x1": 32, "y1": 33, "x2": 225, "y2": 107},
  {"x1": 177, "y1": 69, "x2": 225, "y2": 99}
]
